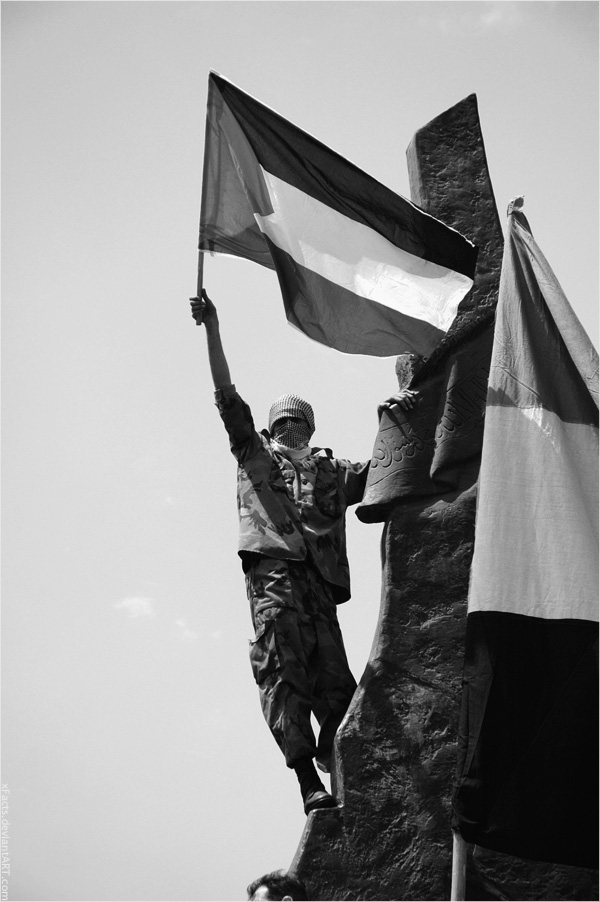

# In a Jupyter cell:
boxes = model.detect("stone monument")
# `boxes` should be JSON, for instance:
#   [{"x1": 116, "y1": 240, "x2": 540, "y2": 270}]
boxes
[{"x1": 289, "y1": 96, "x2": 598, "y2": 901}]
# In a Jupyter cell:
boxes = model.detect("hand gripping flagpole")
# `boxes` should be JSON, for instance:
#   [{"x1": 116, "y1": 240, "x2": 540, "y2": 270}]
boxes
[{"x1": 450, "y1": 831, "x2": 467, "y2": 901}]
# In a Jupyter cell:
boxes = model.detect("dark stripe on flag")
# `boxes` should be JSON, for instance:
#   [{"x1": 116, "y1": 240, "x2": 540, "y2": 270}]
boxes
[
  {"x1": 454, "y1": 611, "x2": 599, "y2": 868},
  {"x1": 210, "y1": 73, "x2": 477, "y2": 279},
  {"x1": 266, "y1": 237, "x2": 445, "y2": 357}
]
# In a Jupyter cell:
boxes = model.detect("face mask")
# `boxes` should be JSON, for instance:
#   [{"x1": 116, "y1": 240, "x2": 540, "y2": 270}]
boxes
[{"x1": 272, "y1": 419, "x2": 312, "y2": 449}]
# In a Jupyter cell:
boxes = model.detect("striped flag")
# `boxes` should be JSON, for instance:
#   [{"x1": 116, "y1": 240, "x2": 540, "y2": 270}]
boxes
[
  {"x1": 198, "y1": 72, "x2": 477, "y2": 357},
  {"x1": 452, "y1": 198, "x2": 599, "y2": 868}
]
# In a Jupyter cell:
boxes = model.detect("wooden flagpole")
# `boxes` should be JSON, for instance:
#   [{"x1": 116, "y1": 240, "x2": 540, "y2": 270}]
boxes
[
  {"x1": 195, "y1": 250, "x2": 205, "y2": 325},
  {"x1": 196, "y1": 73, "x2": 212, "y2": 322},
  {"x1": 450, "y1": 831, "x2": 467, "y2": 901},
  {"x1": 197, "y1": 250, "x2": 205, "y2": 296}
]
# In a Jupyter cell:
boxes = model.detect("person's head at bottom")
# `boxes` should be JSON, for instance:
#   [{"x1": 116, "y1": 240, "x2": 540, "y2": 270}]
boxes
[{"x1": 247, "y1": 870, "x2": 308, "y2": 901}]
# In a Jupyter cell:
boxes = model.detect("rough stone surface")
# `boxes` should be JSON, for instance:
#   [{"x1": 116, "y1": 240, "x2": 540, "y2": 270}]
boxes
[
  {"x1": 358, "y1": 94, "x2": 501, "y2": 522},
  {"x1": 290, "y1": 96, "x2": 598, "y2": 901},
  {"x1": 407, "y1": 95, "x2": 502, "y2": 326}
]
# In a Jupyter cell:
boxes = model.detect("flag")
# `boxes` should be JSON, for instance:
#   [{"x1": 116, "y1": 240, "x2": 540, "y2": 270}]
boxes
[
  {"x1": 452, "y1": 197, "x2": 599, "y2": 869},
  {"x1": 198, "y1": 72, "x2": 477, "y2": 358}
]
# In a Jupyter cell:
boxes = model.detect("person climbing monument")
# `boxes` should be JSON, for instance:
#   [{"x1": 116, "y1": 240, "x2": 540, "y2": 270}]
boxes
[{"x1": 191, "y1": 289, "x2": 417, "y2": 814}]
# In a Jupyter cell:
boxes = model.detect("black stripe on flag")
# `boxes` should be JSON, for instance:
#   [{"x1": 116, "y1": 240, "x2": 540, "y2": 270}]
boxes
[
  {"x1": 454, "y1": 611, "x2": 599, "y2": 869},
  {"x1": 266, "y1": 238, "x2": 445, "y2": 357},
  {"x1": 210, "y1": 73, "x2": 477, "y2": 279}
]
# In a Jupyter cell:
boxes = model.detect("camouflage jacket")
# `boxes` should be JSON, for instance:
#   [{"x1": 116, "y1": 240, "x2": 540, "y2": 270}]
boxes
[{"x1": 215, "y1": 386, "x2": 370, "y2": 603}]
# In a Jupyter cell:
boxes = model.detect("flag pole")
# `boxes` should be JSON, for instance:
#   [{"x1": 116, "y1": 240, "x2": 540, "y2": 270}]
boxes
[
  {"x1": 197, "y1": 250, "x2": 205, "y2": 296},
  {"x1": 195, "y1": 250, "x2": 205, "y2": 325},
  {"x1": 450, "y1": 831, "x2": 467, "y2": 901},
  {"x1": 196, "y1": 71, "x2": 211, "y2": 318}
]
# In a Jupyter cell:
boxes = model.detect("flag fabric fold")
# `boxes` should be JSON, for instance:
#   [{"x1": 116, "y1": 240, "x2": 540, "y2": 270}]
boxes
[
  {"x1": 198, "y1": 72, "x2": 477, "y2": 357},
  {"x1": 452, "y1": 197, "x2": 599, "y2": 869}
]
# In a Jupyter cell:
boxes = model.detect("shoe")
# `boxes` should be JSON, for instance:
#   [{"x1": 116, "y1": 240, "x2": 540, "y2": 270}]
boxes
[
  {"x1": 303, "y1": 789, "x2": 337, "y2": 815},
  {"x1": 294, "y1": 756, "x2": 337, "y2": 815}
]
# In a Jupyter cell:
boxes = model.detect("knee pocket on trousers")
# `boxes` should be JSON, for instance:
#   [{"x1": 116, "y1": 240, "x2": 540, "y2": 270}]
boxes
[{"x1": 249, "y1": 619, "x2": 280, "y2": 685}]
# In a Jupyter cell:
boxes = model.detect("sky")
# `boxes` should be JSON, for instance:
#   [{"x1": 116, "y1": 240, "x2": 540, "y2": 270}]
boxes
[{"x1": 2, "y1": 2, "x2": 598, "y2": 901}]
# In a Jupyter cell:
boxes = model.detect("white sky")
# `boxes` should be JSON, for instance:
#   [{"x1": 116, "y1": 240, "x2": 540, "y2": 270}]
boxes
[{"x1": 2, "y1": 2, "x2": 597, "y2": 901}]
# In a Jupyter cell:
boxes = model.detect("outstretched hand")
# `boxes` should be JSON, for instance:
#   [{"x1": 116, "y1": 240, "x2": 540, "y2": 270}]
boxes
[
  {"x1": 378, "y1": 388, "x2": 419, "y2": 416},
  {"x1": 190, "y1": 289, "x2": 218, "y2": 326}
]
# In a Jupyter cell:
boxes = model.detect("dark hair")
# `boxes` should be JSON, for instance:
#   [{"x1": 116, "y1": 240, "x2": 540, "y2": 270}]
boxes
[{"x1": 247, "y1": 869, "x2": 308, "y2": 901}]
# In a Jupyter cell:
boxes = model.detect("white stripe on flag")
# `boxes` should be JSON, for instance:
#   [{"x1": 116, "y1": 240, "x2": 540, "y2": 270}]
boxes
[
  {"x1": 468, "y1": 404, "x2": 599, "y2": 622},
  {"x1": 254, "y1": 168, "x2": 472, "y2": 332}
]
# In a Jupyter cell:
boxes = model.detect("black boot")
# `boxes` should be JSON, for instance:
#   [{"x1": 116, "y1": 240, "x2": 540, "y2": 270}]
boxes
[{"x1": 293, "y1": 757, "x2": 337, "y2": 815}]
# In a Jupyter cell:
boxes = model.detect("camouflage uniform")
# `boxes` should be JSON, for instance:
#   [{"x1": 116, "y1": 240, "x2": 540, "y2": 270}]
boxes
[
  {"x1": 215, "y1": 385, "x2": 369, "y2": 767},
  {"x1": 246, "y1": 555, "x2": 358, "y2": 768}
]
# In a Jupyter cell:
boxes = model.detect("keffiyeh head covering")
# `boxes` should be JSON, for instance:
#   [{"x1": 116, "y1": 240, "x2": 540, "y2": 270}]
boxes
[
  {"x1": 268, "y1": 394, "x2": 315, "y2": 435},
  {"x1": 268, "y1": 394, "x2": 315, "y2": 449}
]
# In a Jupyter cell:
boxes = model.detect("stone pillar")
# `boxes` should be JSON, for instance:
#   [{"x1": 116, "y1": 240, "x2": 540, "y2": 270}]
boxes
[{"x1": 290, "y1": 96, "x2": 598, "y2": 902}]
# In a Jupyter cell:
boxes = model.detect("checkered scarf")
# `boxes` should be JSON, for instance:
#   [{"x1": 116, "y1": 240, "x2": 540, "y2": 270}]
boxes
[{"x1": 268, "y1": 394, "x2": 315, "y2": 449}]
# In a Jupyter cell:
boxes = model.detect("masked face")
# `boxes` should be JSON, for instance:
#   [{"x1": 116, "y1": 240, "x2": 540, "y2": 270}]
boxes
[{"x1": 271, "y1": 416, "x2": 312, "y2": 449}]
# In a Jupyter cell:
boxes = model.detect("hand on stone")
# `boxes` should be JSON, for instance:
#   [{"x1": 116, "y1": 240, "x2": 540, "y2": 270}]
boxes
[{"x1": 378, "y1": 388, "x2": 419, "y2": 415}]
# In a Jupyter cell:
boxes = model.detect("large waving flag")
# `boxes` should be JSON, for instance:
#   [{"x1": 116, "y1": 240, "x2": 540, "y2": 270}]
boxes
[
  {"x1": 198, "y1": 72, "x2": 477, "y2": 357},
  {"x1": 452, "y1": 198, "x2": 599, "y2": 868}
]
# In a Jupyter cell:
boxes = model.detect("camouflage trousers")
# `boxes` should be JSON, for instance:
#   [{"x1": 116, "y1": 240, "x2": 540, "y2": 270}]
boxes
[{"x1": 245, "y1": 555, "x2": 357, "y2": 769}]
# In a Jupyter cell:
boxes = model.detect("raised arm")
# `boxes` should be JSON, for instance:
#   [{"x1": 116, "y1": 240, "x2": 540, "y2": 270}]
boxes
[
  {"x1": 190, "y1": 289, "x2": 233, "y2": 390},
  {"x1": 191, "y1": 291, "x2": 262, "y2": 461}
]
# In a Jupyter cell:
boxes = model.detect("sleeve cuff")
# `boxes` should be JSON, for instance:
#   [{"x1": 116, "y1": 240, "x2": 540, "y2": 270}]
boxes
[{"x1": 214, "y1": 384, "x2": 237, "y2": 403}]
